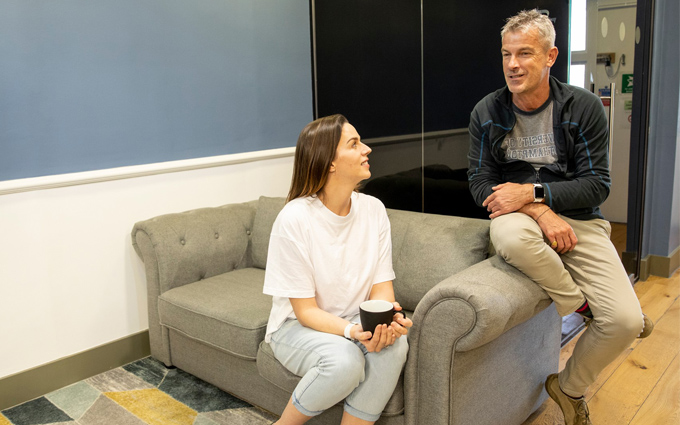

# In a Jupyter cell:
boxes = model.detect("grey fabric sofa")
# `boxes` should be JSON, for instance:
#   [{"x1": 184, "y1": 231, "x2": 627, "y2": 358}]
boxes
[{"x1": 131, "y1": 196, "x2": 561, "y2": 425}]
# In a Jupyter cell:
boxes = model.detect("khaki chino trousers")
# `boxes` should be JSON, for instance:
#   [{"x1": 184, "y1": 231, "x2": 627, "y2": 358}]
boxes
[{"x1": 490, "y1": 212, "x2": 644, "y2": 397}]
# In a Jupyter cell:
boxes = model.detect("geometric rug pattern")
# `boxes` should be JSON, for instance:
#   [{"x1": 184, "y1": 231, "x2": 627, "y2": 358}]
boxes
[{"x1": 0, "y1": 357, "x2": 276, "y2": 425}]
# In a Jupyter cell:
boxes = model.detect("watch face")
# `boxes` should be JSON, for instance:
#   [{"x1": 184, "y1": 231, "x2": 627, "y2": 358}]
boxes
[{"x1": 535, "y1": 185, "x2": 545, "y2": 199}]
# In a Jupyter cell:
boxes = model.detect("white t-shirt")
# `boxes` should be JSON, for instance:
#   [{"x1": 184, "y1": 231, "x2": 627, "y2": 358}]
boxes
[{"x1": 263, "y1": 192, "x2": 396, "y2": 342}]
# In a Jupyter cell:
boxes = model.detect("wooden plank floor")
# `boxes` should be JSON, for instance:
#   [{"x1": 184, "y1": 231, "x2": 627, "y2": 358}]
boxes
[{"x1": 522, "y1": 224, "x2": 680, "y2": 425}]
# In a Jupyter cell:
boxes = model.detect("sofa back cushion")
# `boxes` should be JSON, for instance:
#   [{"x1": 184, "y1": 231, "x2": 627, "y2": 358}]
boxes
[
  {"x1": 132, "y1": 203, "x2": 257, "y2": 293},
  {"x1": 249, "y1": 197, "x2": 490, "y2": 311},
  {"x1": 251, "y1": 196, "x2": 287, "y2": 269},
  {"x1": 387, "y1": 209, "x2": 490, "y2": 311}
]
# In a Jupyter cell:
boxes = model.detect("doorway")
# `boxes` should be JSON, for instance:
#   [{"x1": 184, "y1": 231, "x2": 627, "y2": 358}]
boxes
[
  {"x1": 569, "y1": 1, "x2": 637, "y2": 224},
  {"x1": 595, "y1": 3, "x2": 637, "y2": 223}
]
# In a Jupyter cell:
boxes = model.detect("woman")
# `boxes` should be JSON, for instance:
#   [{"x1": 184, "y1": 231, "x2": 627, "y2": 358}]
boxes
[{"x1": 263, "y1": 114, "x2": 412, "y2": 425}]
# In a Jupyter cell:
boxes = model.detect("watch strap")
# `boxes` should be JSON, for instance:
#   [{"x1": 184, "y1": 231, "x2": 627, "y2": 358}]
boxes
[{"x1": 344, "y1": 323, "x2": 357, "y2": 340}]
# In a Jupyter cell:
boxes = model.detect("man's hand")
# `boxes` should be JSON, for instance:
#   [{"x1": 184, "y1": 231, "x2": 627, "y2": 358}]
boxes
[
  {"x1": 521, "y1": 204, "x2": 578, "y2": 253},
  {"x1": 536, "y1": 211, "x2": 578, "y2": 253},
  {"x1": 483, "y1": 183, "x2": 534, "y2": 218}
]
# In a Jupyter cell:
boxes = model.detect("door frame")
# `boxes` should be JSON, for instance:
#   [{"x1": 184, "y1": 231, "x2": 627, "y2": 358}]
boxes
[{"x1": 624, "y1": 0, "x2": 655, "y2": 280}]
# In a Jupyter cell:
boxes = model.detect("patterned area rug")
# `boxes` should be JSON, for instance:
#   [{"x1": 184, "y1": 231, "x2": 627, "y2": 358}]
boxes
[{"x1": 0, "y1": 357, "x2": 277, "y2": 425}]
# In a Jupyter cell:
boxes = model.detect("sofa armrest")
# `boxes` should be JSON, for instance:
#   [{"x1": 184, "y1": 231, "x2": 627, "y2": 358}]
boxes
[
  {"x1": 404, "y1": 255, "x2": 555, "y2": 424},
  {"x1": 416, "y1": 255, "x2": 552, "y2": 352},
  {"x1": 132, "y1": 202, "x2": 258, "y2": 292},
  {"x1": 131, "y1": 201, "x2": 257, "y2": 364}
]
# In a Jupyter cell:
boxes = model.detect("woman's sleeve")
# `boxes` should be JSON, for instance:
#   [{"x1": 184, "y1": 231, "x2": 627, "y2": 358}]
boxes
[
  {"x1": 262, "y1": 213, "x2": 316, "y2": 298},
  {"x1": 373, "y1": 203, "x2": 396, "y2": 284}
]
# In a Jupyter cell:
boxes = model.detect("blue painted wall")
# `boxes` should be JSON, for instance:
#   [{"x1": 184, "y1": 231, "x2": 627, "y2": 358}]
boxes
[{"x1": 0, "y1": 0, "x2": 313, "y2": 181}]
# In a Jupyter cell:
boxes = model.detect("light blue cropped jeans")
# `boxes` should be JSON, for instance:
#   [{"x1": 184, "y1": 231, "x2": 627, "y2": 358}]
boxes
[{"x1": 269, "y1": 315, "x2": 409, "y2": 422}]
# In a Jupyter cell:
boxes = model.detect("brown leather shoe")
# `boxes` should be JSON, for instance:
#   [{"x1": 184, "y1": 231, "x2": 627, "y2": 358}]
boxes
[
  {"x1": 545, "y1": 373, "x2": 592, "y2": 425},
  {"x1": 638, "y1": 314, "x2": 654, "y2": 338}
]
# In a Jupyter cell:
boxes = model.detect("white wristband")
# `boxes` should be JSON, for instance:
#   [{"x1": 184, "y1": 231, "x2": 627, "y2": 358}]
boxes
[{"x1": 344, "y1": 323, "x2": 356, "y2": 340}]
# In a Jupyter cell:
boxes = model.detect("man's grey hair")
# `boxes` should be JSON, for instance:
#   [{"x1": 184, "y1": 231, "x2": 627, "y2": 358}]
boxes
[{"x1": 501, "y1": 9, "x2": 556, "y2": 51}]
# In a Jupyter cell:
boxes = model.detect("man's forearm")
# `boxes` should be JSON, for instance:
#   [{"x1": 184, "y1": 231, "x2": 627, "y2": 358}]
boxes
[
  {"x1": 484, "y1": 182, "x2": 537, "y2": 218},
  {"x1": 519, "y1": 202, "x2": 551, "y2": 221}
]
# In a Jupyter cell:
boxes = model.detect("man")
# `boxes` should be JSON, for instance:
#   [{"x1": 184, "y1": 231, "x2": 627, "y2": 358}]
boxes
[{"x1": 467, "y1": 9, "x2": 653, "y2": 425}]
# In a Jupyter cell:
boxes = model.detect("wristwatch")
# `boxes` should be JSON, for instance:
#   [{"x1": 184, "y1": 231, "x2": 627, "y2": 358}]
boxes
[
  {"x1": 533, "y1": 184, "x2": 545, "y2": 203},
  {"x1": 344, "y1": 322, "x2": 358, "y2": 340}
]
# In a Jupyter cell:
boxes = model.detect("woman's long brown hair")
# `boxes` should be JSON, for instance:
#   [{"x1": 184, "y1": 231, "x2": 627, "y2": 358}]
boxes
[{"x1": 287, "y1": 114, "x2": 348, "y2": 202}]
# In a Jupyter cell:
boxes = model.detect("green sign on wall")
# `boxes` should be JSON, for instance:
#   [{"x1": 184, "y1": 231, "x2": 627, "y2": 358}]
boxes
[{"x1": 622, "y1": 74, "x2": 634, "y2": 94}]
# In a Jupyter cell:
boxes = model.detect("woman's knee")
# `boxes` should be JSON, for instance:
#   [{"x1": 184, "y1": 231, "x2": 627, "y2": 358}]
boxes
[
  {"x1": 373, "y1": 337, "x2": 409, "y2": 371},
  {"x1": 320, "y1": 341, "x2": 365, "y2": 385},
  {"x1": 391, "y1": 337, "x2": 409, "y2": 364}
]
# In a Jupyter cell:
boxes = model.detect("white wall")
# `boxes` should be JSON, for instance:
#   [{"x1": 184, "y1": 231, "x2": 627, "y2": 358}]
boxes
[{"x1": 0, "y1": 151, "x2": 294, "y2": 379}]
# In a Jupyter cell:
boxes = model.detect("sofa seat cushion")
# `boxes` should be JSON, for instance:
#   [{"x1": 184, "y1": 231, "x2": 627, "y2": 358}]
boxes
[
  {"x1": 159, "y1": 268, "x2": 270, "y2": 360},
  {"x1": 256, "y1": 341, "x2": 405, "y2": 417}
]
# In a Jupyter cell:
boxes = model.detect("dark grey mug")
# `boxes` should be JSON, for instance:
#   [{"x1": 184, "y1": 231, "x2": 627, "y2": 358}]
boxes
[{"x1": 359, "y1": 300, "x2": 406, "y2": 333}]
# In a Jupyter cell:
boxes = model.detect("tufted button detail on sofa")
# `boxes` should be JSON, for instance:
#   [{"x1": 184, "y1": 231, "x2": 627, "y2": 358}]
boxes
[
  {"x1": 214, "y1": 233, "x2": 219, "y2": 239},
  {"x1": 246, "y1": 230, "x2": 251, "y2": 236},
  {"x1": 180, "y1": 239, "x2": 186, "y2": 245}
]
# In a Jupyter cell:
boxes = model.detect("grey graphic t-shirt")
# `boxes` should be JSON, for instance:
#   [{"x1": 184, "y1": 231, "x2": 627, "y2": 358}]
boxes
[{"x1": 501, "y1": 98, "x2": 557, "y2": 171}]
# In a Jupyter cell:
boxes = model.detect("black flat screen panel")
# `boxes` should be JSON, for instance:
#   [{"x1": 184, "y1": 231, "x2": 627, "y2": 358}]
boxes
[
  {"x1": 314, "y1": 1, "x2": 569, "y2": 136},
  {"x1": 314, "y1": 0, "x2": 422, "y2": 139},
  {"x1": 424, "y1": 0, "x2": 570, "y2": 131}
]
